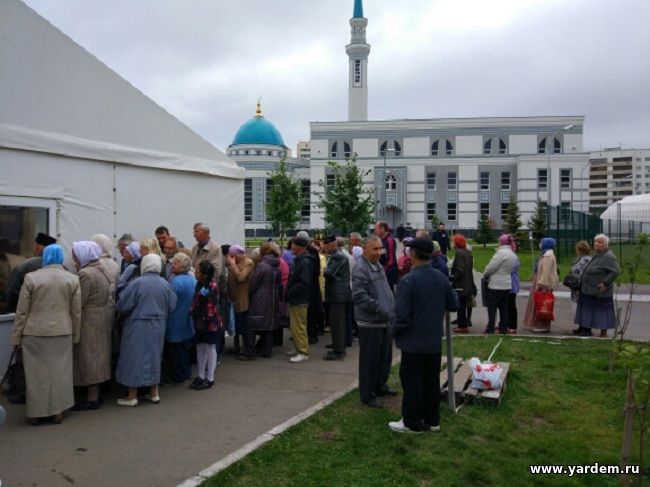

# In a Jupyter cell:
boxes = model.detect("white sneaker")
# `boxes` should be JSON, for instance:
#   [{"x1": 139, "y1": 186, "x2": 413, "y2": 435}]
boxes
[
  {"x1": 289, "y1": 353, "x2": 309, "y2": 363},
  {"x1": 427, "y1": 424, "x2": 441, "y2": 432},
  {"x1": 388, "y1": 418, "x2": 422, "y2": 434},
  {"x1": 286, "y1": 349, "x2": 298, "y2": 357}
]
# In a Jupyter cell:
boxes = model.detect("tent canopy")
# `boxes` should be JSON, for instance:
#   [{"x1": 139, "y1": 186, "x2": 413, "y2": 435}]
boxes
[{"x1": 600, "y1": 194, "x2": 650, "y2": 222}]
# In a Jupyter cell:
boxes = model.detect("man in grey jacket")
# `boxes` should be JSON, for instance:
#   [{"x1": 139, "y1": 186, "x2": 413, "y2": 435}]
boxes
[
  {"x1": 352, "y1": 236, "x2": 395, "y2": 408},
  {"x1": 323, "y1": 235, "x2": 351, "y2": 361}
]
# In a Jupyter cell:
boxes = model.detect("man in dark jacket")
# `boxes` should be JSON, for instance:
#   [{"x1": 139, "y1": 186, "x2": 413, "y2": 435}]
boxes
[
  {"x1": 432, "y1": 223, "x2": 450, "y2": 255},
  {"x1": 286, "y1": 237, "x2": 313, "y2": 363},
  {"x1": 352, "y1": 236, "x2": 396, "y2": 408},
  {"x1": 390, "y1": 237, "x2": 459, "y2": 433},
  {"x1": 374, "y1": 221, "x2": 397, "y2": 291},
  {"x1": 323, "y1": 235, "x2": 352, "y2": 360}
]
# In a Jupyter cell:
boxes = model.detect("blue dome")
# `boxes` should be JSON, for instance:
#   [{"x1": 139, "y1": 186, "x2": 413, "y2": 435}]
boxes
[{"x1": 232, "y1": 115, "x2": 285, "y2": 147}]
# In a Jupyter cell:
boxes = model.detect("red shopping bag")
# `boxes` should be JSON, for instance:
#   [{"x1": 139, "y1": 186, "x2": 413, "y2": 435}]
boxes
[{"x1": 533, "y1": 290, "x2": 555, "y2": 321}]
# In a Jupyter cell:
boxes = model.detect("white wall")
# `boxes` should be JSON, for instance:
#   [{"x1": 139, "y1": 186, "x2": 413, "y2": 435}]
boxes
[
  {"x1": 455, "y1": 136, "x2": 483, "y2": 156},
  {"x1": 403, "y1": 137, "x2": 430, "y2": 157},
  {"x1": 353, "y1": 138, "x2": 379, "y2": 158},
  {"x1": 509, "y1": 134, "x2": 537, "y2": 155},
  {"x1": 310, "y1": 139, "x2": 328, "y2": 160},
  {"x1": 563, "y1": 134, "x2": 583, "y2": 153}
]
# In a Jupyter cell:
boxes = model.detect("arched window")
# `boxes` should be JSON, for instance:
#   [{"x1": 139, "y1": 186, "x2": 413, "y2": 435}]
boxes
[
  {"x1": 431, "y1": 140, "x2": 439, "y2": 156},
  {"x1": 553, "y1": 137, "x2": 561, "y2": 154},
  {"x1": 498, "y1": 138, "x2": 507, "y2": 155},
  {"x1": 343, "y1": 142, "x2": 352, "y2": 158},
  {"x1": 538, "y1": 136, "x2": 562, "y2": 154},
  {"x1": 385, "y1": 173, "x2": 397, "y2": 191},
  {"x1": 446, "y1": 139, "x2": 454, "y2": 156},
  {"x1": 483, "y1": 139, "x2": 493, "y2": 155},
  {"x1": 380, "y1": 140, "x2": 401, "y2": 157},
  {"x1": 330, "y1": 142, "x2": 338, "y2": 158},
  {"x1": 256, "y1": 150, "x2": 262, "y2": 156}
]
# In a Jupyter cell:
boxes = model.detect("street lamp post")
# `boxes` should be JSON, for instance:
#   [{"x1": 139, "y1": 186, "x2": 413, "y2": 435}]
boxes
[
  {"x1": 546, "y1": 123, "x2": 574, "y2": 231},
  {"x1": 381, "y1": 147, "x2": 395, "y2": 221}
]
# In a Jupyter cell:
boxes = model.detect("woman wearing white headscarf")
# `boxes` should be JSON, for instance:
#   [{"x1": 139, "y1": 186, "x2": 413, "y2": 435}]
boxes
[
  {"x1": 91, "y1": 233, "x2": 120, "y2": 286},
  {"x1": 71, "y1": 241, "x2": 114, "y2": 410},
  {"x1": 116, "y1": 254, "x2": 176, "y2": 406},
  {"x1": 10, "y1": 244, "x2": 81, "y2": 424}
]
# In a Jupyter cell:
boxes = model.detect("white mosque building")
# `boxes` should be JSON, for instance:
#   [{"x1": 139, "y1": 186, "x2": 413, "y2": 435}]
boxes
[{"x1": 231, "y1": 0, "x2": 590, "y2": 235}]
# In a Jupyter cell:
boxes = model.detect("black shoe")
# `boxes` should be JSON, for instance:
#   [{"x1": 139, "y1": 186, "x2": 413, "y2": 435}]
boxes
[
  {"x1": 362, "y1": 398, "x2": 383, "y2": 409},
  {"x1": 483, "y1": 328, "x2": 495, "y2": 335},
  {"x1": 71, "y1": 400, "x2": 101, "y2": 411},
  {"x1": 323, "y1": 351, "x2": 344, "y2": 361},
  {"x1": 189, "y1": 377, "x2": 203, "y2": 389},
  {"x1": 325, "y1": 344, "x2": 334, "y2": 349},
  {"x1": 194, "y1": 379, "x2": 214, "y2": 390},
  {"x1": 578, "y1": 329, "x2": 593, "y2": 337},
  {"x1": 237, "y1": 354, "x2": 256, "y2": 361},
  {"x1": 377, "y1": 388, "x2": 398, "y2": 397},
  {"x1": 308, "y1": 336, "x2": 318, "y2": 345},
  {"x1": 468, "y1": 321, "x2": 473, "y2": 327},
  {"x1": 572, "y1": 327, "x2": 583, "y2": 335},
  {"x1": 451, "y1": 319, "x2": 458, "y2": 325}
]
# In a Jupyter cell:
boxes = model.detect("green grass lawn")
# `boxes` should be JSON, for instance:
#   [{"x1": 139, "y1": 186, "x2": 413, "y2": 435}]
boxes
[
  {"x1": 203, "y1": 337, "x2": 645, "y2": 486},
  {"x1": 464, "y1": 243, "x2": 650, "y2": 284}
]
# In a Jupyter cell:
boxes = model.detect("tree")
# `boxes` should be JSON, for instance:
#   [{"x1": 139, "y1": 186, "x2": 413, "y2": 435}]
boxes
[
  {"x1": 527, "y1": 199, "x2": 547, "y2": 247},
  {"x1": 266, "y1": 158, "x2": 303, "y2": 247},
  {"x1": 503, "y1": 195, "x2": 527, "y2": 249},
  {"x1": 429, "y1": 212, "x2": 440, "y2": 230},
  {"x1": 316, "y1": 156, "x2": 374, "y2": 235},
  {"x1": 475, "y1": 214, "x2": 494, "y2": 249}
]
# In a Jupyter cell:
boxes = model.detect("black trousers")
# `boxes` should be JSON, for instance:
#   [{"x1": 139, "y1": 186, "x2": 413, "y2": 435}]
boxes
[
  {"x1": 345, "y1": 302, "x2": 354, "y2": 347},
  {"x1": 358, "y1": 327, "x2": 387, "y2": 403},
  {"x1": 399, "y1": 351, "x2": 441, "y2": 431},
  {"x1": 307, "y1": 296, "x2": 323, "y2": 339},
  {"x1": 165, "y1": 338, "x2": 193, "y2": 383},
  {"x1": 487, "y1": 289, "x2": 510, "y2": 333},
  {"x1": 456, "y1": 294, "x2": 469, "y2": 328},
  {"x1": 507, "y1": 293, "x2": 518, "y2": 330},
  {"x1": 245, "y1": 330, "x2": 273, "y2": 358},
  {"x1": 327, "y1": 302, "x2": 346, "y2": 354}
]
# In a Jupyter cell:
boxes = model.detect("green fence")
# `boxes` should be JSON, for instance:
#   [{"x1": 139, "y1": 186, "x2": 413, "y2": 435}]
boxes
[{"x1": 546, "y1": 206, "x2": 602, "y2": 260}]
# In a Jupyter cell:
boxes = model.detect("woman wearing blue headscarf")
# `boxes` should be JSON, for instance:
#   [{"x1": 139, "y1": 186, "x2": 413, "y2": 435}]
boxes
[
  {"x1": 522, "y1": 237, "x2": 559, "y2": 332},
  {"x1": 10, "y1": 244, "x2": 82, "y2": 425}
]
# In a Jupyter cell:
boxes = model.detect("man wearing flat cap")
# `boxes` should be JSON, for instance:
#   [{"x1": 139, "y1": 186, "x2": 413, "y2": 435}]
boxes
[
  {"x1": 5, "y1": 232, "x2": 57, "y2": 312},
  {"x1": 322, "y1": 235, "x2": 351, "y2": 361},
  {"x1": 389, "y1": 237, "x2": 459, "y2": 434},
  {"x1": 286, "y1": 236, "x2": 314, "y2": 363}
]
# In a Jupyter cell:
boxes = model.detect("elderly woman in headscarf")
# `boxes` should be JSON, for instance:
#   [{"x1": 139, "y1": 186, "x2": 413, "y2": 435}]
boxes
[
  {"x1": 226, "y1": 244, "x2": 254, "y2": 355},
  {"x1": 90, "y1": 233, "x2": 120, "y2": 285},
  {"x1": 117, "y1": 241, "x2": 141, "y2": 294},
  {"x1": 10, "y1": 244, "x2": 81, "y2": 424},
  {"x1": 523, "y1": 237, "x2": 559, "y2": 333},
  {"x1": 575, "y1": 234, "x2": 619, "y2": 337},
  {"x1": 450, "y1": 234, "x2": 475, "y2": 334},
  {"x1": 116, "y1": 254, "x2": 176, "y2": 406},
  {"x1": 71, "y1": 241, "x2": 114, "y2": 411}
]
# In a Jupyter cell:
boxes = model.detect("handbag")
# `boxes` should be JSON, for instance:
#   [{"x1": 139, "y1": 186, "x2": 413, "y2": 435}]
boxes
[
  {"x1": 533, "y1": 290, "x2": 555, "y2": 321},
  {"x1": 562, "y1": 273, "x2": 581, "y2": 291},
  {"x1": 1, "y1": 349, "x2": 26, "y2": 404}
]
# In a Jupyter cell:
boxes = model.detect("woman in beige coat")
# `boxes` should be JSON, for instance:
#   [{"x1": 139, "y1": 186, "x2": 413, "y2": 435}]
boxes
[
  {"x1": 523, "y1": 237, "x2": 559, "y2": 332},
  {"x1": 11, "y1": 244, "x2": 81, "y2": 425},
  {"x1": 71, "y1": 241, "x2": 114, "y2": 410},
  {"x1": 226, "y1": 245, "x2": 254, "y2": 355}
]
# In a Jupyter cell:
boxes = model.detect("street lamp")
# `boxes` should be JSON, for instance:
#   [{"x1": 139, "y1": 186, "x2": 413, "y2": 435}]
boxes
[
  {"x1": 546, "y1": 123, "x2": 574, "y2": 230},
  {"x1": 381, "y1": 147, "x2": 395, "y2": 220}
]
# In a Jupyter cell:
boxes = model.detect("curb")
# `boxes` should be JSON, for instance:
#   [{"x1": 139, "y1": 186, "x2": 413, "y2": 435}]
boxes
[{"x1": 177, "y1": 378, "x2": 360, "y2": 487}]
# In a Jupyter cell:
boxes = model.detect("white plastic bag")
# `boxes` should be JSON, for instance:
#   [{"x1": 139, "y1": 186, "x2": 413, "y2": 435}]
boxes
[{"x1": 469, "y1": 357, "x2": 502, "y2": 390}]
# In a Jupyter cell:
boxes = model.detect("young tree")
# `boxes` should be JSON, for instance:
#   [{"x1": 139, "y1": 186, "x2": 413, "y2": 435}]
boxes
[
  {"x1": 316, "y1": 157, "x2": 374, "y2": 235},
  {"x1": 475, "y1": 214, "x2": 494, "y2": 249},
  {"x1": 503, "y1": 195, "x2": 526, "y2": 249},
  {"x1": 429, "y1": 212, "x2": 440, "y2": 230},
  {"x1": 527, "y1": 199, "x2": 547, "y2": 247},
  {"x1": 266, "y1": 158, "x2": 303, "y2": 246}
]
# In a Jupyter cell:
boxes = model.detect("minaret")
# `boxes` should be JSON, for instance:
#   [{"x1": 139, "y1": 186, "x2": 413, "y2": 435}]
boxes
[{"x1": 346, "y1": 0, "x2": 370, "y2": 121}]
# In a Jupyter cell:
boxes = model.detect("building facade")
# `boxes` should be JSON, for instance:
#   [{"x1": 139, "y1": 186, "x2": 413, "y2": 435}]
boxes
[{"x1": 307, "y1": 0, "x2": 590, "y2": 232}]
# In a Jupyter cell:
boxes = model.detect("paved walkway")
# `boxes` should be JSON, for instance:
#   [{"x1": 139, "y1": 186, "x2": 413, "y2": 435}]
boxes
[{"x1": 1, "y1": 278, "x2": 649, "y2": 486}]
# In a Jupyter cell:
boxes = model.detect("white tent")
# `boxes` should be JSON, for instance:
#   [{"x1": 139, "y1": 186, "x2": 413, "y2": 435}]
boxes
[
  {"x1": 600, "y1": 194, "x2": 650, "y2": 240},
  {"x1": 0, "y1": 0, "x2": 244, "y2": 364}
]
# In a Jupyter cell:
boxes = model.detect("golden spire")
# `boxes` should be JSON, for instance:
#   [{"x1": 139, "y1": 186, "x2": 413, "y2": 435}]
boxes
[{"x1": 256, "y1": 97, "x2": 262, "y2": 117}]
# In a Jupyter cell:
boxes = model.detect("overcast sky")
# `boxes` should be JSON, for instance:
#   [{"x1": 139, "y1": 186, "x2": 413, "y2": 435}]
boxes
[{"x1": 23, "y1": 0, "x2": 650, "y2": 154}]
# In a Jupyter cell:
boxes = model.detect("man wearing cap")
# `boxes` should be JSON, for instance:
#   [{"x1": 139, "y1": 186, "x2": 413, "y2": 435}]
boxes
[
  {"x1": 286, "y1": 236, "x2": 313, "y2": 363},
  {"x1": 389, "y1": 237, "x2": 459, "y2": 433},
  {"x1": 5, "y1": 232, "x2": 56, "y2": 312},
  {"x1": 322, "y1": 235, "x2": 351, "y2": 361},
  {"x1": 352, "y1": 235, "x2": 396, "y2": 409}
]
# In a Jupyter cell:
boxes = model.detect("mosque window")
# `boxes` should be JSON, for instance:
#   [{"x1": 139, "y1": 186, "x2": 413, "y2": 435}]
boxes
[
  {"x1": 385, "y1": 174, "x2": 397, "y2": 191},
  {"x1": 331, "y1": 142, "x2": 338, "y2": 158},
  {"x1": 431, "y1": 140, "x2": 439, "y2": 157},
  {"x1": 538, "y1": 137, "x2": 562, "y2": 154},
  {"x1": 480, "y1": 202, "x2": 490, "y2": 217},
  {"x1": 394, "y1": 141, "x2": 402, "y2": 157},
  {"x1": 343, "y1": 142, "x2": 352, "y2": 158},
  {"x1": 301, "y1": 179, "x2": 311, "y2": 222},
  {"x1": 446, "y1": 139, "x2": 454, "y2": 156},
  {"x1": 447, "y1": 172, "x2": 457, "y2": 191},
  {"x1": 244, "y1": 179, "x2": 252, "y2": 222},
  {"x1": 426, "y1": 172, "x2": 436, "y2": 190},
  {"x1": 426, "y1": 202, "x2": 436, "y2": 221},
  {"x1": 480, "y1": 171, "x2": 490, "y2": 190},
  {"x1": 380, "y1": 140, "x2": 401, "y2": 157},
  {"x1": 483, "y1": 139, "x2": 493, "y2": 156},
  {"x1": 245, "y1": 150, "x2": 250, "y2": 156},
  {"x1": 553, "y1": 137, "x2": 561, "y2": 153},
  {"x1": 447, "y1": 203, "x2": 457, "y2": 222},
  {"x1": 256, "y1": 150, "x2": 262, "y2": 156},
  {"x1": 538, "y1": 168, "x2": 548, "y2": 189},
  {"x1": 354, "y1": 60, "x2": 362, "y2": 86},
  {"x1": 498, "y1": 138, "x2": 507, "y2": 155},
  {"x1": 326, "y1": 174, "x2": 336, "y2": 189},
  {"x1": 501, "y1": 171, "x2": 511, "y2": 190}
]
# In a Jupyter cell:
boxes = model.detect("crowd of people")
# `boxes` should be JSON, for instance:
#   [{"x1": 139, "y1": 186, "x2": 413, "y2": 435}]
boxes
[{"x1": 4, "y1": 219, "x2": 620, "y2": 433}]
